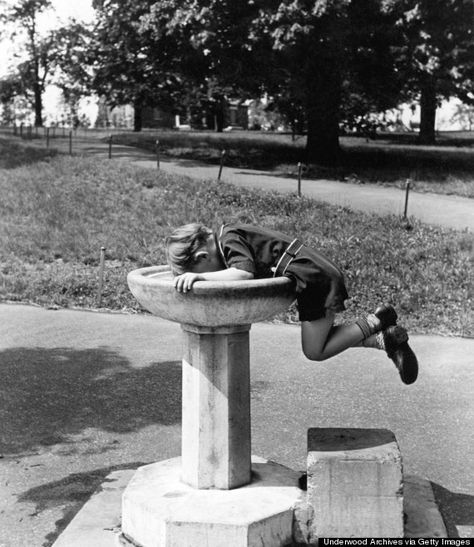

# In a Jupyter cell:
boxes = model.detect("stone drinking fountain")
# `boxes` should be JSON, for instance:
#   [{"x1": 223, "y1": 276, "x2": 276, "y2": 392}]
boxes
[
  {"x1": 122, "y1": 265, "x2": 304, "y2": 547},
  {"x1": 50, "y1": 267, "x2": 441, "y2": 545}
]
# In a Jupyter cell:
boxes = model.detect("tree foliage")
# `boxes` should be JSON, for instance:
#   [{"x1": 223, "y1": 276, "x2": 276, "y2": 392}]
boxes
[
  {"x1": 89, "y1": 0, "x2": 209, "y2": 130},
  {"x1": 142, "y1": 0, "x2": 404, "y2": 164},
  {"x1": 51, "y1": 22, "x2": 93, "y2": 125},
  {"x1": 2, "y1": 0, "x2": 54, "y2": 126},
  {"x1": 391, "y1": 0, "x2": 474, "y2": 142},
  {"x1": 1, "y1": 0, "x2": 465, "y2": 156}
]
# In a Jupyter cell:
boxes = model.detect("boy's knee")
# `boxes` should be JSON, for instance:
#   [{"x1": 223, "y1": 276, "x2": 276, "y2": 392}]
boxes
[{"x1": 302, "y1": 346, "x2": 326, "y2": 362}]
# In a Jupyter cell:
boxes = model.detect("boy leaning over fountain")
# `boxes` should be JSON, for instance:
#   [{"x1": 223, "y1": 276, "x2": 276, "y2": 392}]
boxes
[{"x1": 165, "y1": 222, "x2": 418, "y2": 384}]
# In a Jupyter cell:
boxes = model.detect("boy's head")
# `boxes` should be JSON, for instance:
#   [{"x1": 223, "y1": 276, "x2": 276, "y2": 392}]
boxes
[{"x1": 166, "y1": 223, "x2": 220, "y2": 275}]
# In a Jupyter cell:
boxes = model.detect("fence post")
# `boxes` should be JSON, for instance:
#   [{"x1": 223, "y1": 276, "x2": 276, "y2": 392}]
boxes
[
  {"x1": 217, "y1": 149, "x2": 226, "y2": 182},
  {"x1": 97, "y1": 246, "x2": 106, "y2": 307},
  {"x1": 108, "y1": 134, "x2": 112, "y2": 159},
  {"x1": 46, "y1": 127, "x2": 50, "y2": 148},
  {"x1": 297, "y1": 162, "x2": 303, "y2": 197},
  {"x1": 20, "y1": 123, "x2": 23, "y2": 138},
  {"x1": 403, "y1": 180, "x2": 411, "y2": 219},
  {"x1": 156, "y1": 139, "x2": 160, "y2": 169},
  {"x1": 69, "y1": 130, "x2": 73, "y2": 155}
]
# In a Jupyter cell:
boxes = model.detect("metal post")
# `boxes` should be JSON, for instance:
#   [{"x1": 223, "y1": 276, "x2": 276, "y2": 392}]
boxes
[
  {"x1": 97, "y1": 246, "x2": 106, "y2": 307},
  {"x1": 297, "y1": 162, "x2": 302, "y2": 197},
  {"x1": 108, "y1": 134, "x2": 112, "y2": 159},
  {"x1": 46, "y1": 127, "x2": 50, "y2": 148},
  {"x1": 403, "y1": 180, "x2": 411, "y2": 219},
  {"x1": 69, "y1": 130, "x2": 73, "y2": 155},
  {"x1": 217, "y1": 149, "x2": 226, "y2": 181},
  {"x1": 156, "y1": 139, "x2": 160, "y2": 169}
]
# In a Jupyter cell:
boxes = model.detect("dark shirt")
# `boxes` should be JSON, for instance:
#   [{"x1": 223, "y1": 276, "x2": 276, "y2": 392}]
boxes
[{"x1": 216, "y1": 223, "x2": 293, "y2": 278}]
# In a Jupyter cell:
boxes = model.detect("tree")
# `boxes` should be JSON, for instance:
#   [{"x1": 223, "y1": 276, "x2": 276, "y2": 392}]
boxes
[
  {"x1": 392, "y1": 0, "x2": 474, "y2": 143},
  {"x1": 260, "y1": 0, "x2": 409, "y2": 163},
  {"x1": 2, "y1": 0, "x2": 54, "y2": 126},
  {"x1": 52, "y1": 21, "x2": 93, "y2": 127},
  {"x1": 90, "y1": 0, "x2": 206, "y2": 131},
  {"x1": 146, "y1": 0, "x2": 404, "y2": 164}
]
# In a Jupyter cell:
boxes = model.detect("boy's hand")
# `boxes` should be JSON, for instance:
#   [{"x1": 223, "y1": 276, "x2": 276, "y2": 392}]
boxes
[{"x1": 173, "y1": 272, "x2": 202, "y2": 293}]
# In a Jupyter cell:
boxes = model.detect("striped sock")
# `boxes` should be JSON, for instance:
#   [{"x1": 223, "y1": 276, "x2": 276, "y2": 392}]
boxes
[{"x1": 356, "y1": 314, "x2": 382, "y2": 339}]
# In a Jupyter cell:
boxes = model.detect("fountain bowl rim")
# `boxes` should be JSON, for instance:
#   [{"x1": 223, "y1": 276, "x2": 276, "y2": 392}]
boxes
[{"x1": 127, "y1": 265, "x2": 295, "y2": 293}]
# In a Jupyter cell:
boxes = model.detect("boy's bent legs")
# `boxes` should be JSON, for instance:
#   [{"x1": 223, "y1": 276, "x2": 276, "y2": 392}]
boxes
[
  {"x1": 301, "y1": 313, "x2": 365, "y2": 361},
  {"x1": 301, "y1": 311, "x2": 419, "y2": 384}
]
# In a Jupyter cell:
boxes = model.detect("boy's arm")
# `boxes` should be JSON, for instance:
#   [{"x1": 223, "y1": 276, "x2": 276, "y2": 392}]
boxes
[{"x1": 174, "y1": 268, "x2": 254, "y2": 293}]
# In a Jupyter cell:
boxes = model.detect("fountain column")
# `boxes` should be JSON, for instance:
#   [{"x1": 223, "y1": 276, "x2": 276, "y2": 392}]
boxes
[{"x1": 181, "y1": 324, "x2": 251, "y2": 489}]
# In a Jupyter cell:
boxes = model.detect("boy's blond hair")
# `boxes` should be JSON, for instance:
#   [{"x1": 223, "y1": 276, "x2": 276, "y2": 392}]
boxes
[{"x1": 166, "y1": 223, "x2": 212, "y2": 275}]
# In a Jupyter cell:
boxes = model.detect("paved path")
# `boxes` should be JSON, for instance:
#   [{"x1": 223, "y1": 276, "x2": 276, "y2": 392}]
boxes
[
  {"x1": 51, "y1": 135, "x2": 473, "y2": 232},
  {"x1": 1, "y1": 303, "x2": 473, "y2": 545},
  {"x1": 152, "y1": 158, "x2": 474, "y2": 232}
]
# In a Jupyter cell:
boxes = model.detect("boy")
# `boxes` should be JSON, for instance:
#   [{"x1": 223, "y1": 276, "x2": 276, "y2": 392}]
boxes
[{"x1": 166, "y1": 222, "x2": 418, "y2": 384}]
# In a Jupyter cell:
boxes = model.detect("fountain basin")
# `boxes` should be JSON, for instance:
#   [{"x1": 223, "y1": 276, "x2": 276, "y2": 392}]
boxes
[{"x1": 127, "y1": 265, "x2": 296, "y2": 327}]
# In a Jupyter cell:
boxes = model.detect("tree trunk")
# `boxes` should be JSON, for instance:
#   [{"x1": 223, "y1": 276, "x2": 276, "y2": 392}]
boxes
[
  {"x1": 213, "y1": 94, "x2": 226, "y2": 133},
  {"x1": 419, "y1": 81, "x2": 437, "y2": 144},
  {"x1": 33, "y1": 83, "x2": 42, "y2": 127},
  {"x1": 305, "y1": 66, "x2": 342, "y2": 166},
  {"x1": 133, "y1": 100, "x2": 143, "y2": 132}
]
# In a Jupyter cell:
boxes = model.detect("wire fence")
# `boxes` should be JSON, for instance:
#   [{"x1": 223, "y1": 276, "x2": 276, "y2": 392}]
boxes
[{"x1": 0, "y1": 123, "x2": 133, "y2": 139}]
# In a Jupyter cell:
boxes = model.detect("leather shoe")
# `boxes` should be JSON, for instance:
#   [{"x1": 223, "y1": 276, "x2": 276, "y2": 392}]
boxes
[{"x1": 383, "y1": 326, "x2": 418, "y2": 385}]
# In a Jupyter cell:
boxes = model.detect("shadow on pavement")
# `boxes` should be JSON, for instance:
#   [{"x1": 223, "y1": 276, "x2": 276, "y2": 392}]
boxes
[
  {"x1": 0, "y1": 347, "x2": 182, "y2": 454},
  {"x1": 19, "y1": 462, "x2": 147, "y2": 547},
  {"x1": 432, "y1": 482, "x2": 474, "y2": 537}
]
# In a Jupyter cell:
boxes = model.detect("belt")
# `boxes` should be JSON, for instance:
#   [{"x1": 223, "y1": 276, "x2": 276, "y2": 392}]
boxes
[{"x1": 273, "y1": 238, "x2": 304, "y2": 277}]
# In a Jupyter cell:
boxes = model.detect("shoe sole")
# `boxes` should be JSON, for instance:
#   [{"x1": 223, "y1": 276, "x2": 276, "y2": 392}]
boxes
[{"x1": 388, "y1": 341, "x2": 419, "y2": 385}]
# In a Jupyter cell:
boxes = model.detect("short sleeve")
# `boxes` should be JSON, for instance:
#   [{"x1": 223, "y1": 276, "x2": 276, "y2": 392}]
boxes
[{"x1": 220, "y1": 229, "x2": 256, "y2": 274}]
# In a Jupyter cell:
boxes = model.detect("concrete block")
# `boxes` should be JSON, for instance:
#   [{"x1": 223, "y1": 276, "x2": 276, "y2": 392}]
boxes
[
  {"x1": 307, "y1": 428, "x2": 403, "y2": 538},
  {"x1": 122, "y1": 456, "x2": 303, "y2": 547}
]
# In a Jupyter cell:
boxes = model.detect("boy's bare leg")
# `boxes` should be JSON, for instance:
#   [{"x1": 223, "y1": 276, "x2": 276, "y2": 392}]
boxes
[
  {"x1": 301, "y1": 312, "x2": 419, "y2": 385},
  {"x1": 301, "y1": 312, "x2": 367, "y2": 361}
]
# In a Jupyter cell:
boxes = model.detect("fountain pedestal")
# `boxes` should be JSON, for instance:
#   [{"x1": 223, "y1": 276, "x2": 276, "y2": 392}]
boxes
[{"x1": 122, "y1": 266, "x2": 302, "y2": 547}]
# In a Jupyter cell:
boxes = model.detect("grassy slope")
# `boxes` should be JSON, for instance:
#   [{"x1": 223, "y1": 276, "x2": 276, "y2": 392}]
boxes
[{"x1": 0, "y1": 137, "x2": 472, "y2": 336}]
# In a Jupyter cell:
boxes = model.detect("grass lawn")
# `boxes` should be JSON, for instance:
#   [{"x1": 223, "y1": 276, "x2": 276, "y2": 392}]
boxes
[
  {"x1": 112, "y1": 129, "x2": 474, "y2": 198},
  {"x1": 0, "y1": 136, "x2": 472, "y2": 337}
]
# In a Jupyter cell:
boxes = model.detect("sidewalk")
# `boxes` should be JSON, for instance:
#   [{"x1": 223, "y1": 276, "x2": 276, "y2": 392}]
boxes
[
  {"x1": 1, "y1": 303, "x2": 473, "y2": 545},
  {"x1": 149, "y1": 158, "x2": 474, "y2": 232},
  {"x1": 51, "y1": 135, "x2": 473, "y2": 232}
]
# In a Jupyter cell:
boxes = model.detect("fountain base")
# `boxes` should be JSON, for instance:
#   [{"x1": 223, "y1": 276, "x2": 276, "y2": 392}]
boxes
[{"x1": 121, "y1": 456, "x2": 303, "y2": 547}]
